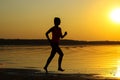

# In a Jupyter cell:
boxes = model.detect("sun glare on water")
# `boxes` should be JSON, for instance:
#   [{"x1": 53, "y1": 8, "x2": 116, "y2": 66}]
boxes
[
  {"x1": 115, "y1": 60, "x2": 120, "y2": 77},
  {"x1": 115, "y1": 67, "x2": 120, "y2": 77},
  {"x1": 110, "y1": 8, "x2": 120, "y2": 24}
]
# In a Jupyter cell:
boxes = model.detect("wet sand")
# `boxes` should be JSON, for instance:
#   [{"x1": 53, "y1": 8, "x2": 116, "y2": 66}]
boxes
[{"x1": 0, "y1": 68, "x2": 120, "y2": 80}]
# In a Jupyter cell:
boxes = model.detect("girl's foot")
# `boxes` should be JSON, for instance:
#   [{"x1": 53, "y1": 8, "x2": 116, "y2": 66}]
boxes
[
  {"x1": 44, "y1": 67, "x2": 48, "y2": 73},
  {"x1": 58, "y1": 68, "x2": 65, "y2": 71}
]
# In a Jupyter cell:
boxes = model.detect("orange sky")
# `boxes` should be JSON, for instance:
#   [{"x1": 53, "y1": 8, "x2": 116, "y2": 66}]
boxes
[{"x1": 1, "y1": 0, "x2": 120, "y2": 40}]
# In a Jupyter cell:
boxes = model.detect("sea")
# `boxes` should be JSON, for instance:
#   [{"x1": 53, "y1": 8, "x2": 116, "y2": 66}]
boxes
[{"x1": 0, "y1": 45, "x2": 120, "y2": 78}]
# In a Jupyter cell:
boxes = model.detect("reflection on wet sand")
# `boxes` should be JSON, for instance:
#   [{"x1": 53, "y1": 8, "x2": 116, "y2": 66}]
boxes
[{"x1": 0, "y1": 68, "x2": 119, "y2": 80}]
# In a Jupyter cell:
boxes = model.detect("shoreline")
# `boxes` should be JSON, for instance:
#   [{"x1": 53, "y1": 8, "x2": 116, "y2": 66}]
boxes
[{"x1": 0, "y1": 68, "x2": 120, "y2": 80}]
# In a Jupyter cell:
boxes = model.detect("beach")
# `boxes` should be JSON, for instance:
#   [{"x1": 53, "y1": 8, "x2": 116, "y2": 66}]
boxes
[
  {"x1": 1, "y1": 45, "x2": 120, "y2": 80},
  {"x1": 0, "y1": 68, "x2": 120, "y2": 80}
]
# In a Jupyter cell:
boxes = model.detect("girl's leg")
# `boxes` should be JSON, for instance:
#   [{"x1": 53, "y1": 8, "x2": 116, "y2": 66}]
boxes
[
  {"x1": 57, "y1": 47, "x2": 64, "y2": 71},
  {"x1": 44, "y1": 48, "x2": 56, "y2": 73}
]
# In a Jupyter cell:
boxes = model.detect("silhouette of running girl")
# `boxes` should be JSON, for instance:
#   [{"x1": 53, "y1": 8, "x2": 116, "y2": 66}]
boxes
[{"x1": 44, "y1": 17, "x2": 67, "y2": 73}]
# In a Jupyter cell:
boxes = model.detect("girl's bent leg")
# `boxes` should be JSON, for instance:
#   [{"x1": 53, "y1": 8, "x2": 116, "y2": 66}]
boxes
[{"x1": 57, "y1": 47, "x2": 64, "y2": 71}]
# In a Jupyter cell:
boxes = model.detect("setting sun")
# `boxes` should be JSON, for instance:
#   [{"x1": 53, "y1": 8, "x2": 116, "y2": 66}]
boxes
[{"x1": 110, "y1": 8, "x2": 120, "y2": 24}]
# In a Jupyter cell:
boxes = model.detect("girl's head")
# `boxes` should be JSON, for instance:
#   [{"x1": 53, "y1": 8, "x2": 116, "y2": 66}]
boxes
[{"x1": 54, "y1": 17, "x2": 61, "y2": 26}]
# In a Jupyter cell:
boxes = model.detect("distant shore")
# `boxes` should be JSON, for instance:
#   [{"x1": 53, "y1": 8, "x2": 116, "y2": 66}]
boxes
[{"x1": 0, "y1": 39, "x2": 120, "y2": 45}]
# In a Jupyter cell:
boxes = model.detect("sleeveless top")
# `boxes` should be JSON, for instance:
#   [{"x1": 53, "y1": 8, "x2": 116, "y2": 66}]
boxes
[{"x1": 52, "y1": 27, "x2": 62, "y2": 43}]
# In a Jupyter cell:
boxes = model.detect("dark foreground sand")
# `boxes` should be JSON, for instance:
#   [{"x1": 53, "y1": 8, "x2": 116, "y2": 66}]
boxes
[{"x1": 0, "y1": 68, "x2": 120, "y2": 80}]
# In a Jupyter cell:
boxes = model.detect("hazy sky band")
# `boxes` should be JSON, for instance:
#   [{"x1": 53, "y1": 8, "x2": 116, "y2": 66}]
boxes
[{"x1": 1, "y1": 0, "x2": 120, "y2": 40}]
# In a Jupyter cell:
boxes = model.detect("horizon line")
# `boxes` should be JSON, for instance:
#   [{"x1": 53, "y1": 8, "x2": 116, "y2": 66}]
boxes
[{"x1": 0, "y1": 38, "x2": 120, "y2": 41}]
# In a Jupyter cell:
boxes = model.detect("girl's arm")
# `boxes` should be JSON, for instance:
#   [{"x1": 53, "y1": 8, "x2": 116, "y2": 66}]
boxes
[
  {"x1": 61, "y1": 32, "x2": 67, "y2": 38},
  {"x1": 46, "y1": 28, "x2": 52, "y2": 43}
]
